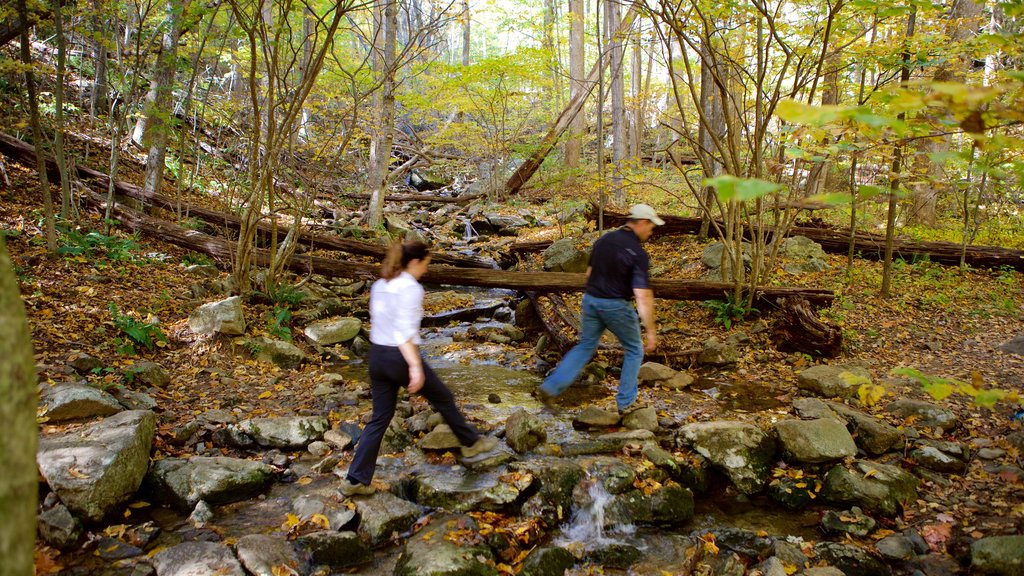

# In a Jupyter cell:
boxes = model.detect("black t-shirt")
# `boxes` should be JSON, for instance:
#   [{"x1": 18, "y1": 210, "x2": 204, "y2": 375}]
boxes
[{"x1": 584, "y1": 227, "x2": 651, "y2": 299}]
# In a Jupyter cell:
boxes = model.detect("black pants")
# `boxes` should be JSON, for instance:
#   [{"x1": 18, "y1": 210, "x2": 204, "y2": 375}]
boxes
[{"x1": 346, "y1": 344, "x2": 481, "y2": 485}]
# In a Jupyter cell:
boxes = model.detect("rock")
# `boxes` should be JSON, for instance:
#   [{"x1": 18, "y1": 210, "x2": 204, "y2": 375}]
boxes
[
  {"x1": 803, "y1": 569, "x2": 845, "y2": 576},
  {"x1": 296, "y1": 531, "x2": 371, "y2": 569},
  {"x1": 605, "y1": 482, "x2": 694, "y2": 527},
  {"x1": 303, "y1": 317, "x2": 362, "y2": 345},
  {"x1": 797, "y1": 365, "x2": 871, "y2": 398},
  {"x1": 144, "y1": 456, "x2": 274, "y2": 510},
  {"x1": 710, "y1": 528, "x2": 775, "y2": 558},
  {"x1": 37, "y1": 504, "x2": 82, "y2": 549},
  {"x1": 235, "y1": 416, "x2": 329, "y2": 449},
  {"x1": 813, "y1": 541, "x2": 891, "y2": 576},
  {"x1": 621, "y1": 407, "x2": 658, "y2": 432},
  {"x1": 235, "y1": 534, "x2": 308, "y2": 576},
  {"x1": 638, "y1": 361, "x2": 677, "y2": 382},
  {"x1": 411, "y1": 467, "x2": 530, "y2": 512},
  {"x1": 394, "y1": 514, "x2": 495, "y2": 576},
  {"x1": 886, "y1": 399, "x2": 958, "y2": 431},
  {"x1": 110, "y1": 388, "x2": 158, "y2": 411},
  {"x1": 824, "y1": 400, "x2": 904, "y2": 455},
  {"x1": 39, "y1": 384, "x2": 123, "y2": 422},
  {"x1": 323, "y1": 429, "x2": 353, "y2": 451},
  {"x1": 793, "y1": 397, "x2": 839, "y2": 420},
  {"x1": 768, "y1": 476, "x2": 818, "y2": 510},
  {"x1": 998, "y1": 334, "x2": 1024, "y2": 356},
  {"x1": 758, "y1": 556, "x2": 789, "y2": 576},
  {"x1": 702, "y1": 242, "x2": 752, "y2": 277},
  {"x1": 94, "y1": 536, "x2": 143, "y2": 560},
  {"x1": 910, "y1": 444, "x2": 967, "y2": 474},
  {"x1": 676, "y1": 421, "x2": 776, "y2": 494},
  {"x1": 152, "y1": 541, "x2": 245, "y2": 576},
  {"x1": 876, "y1": 534, "x2": 917, "y2": 561},
  {"x1": 821, "y1": 506, "x2": 876, "y2": 536},
  {"x1": 520, "y1": 547, "x2": 576, "y2": 576},
  {"x1": 779, "y1": 236, "x2": 831, "y2": 274},
  {"x1": 587, "y1": 543, "x2": 643, "y2": 568},
  {"x1": 505, "y1": 409, "x2": 547, "y2": 454},
  {"x1": 189, "y1": 296, "x2": 246, "y2": 336},
  {"x1": 123, "y1": 361, "x2": 171, "y2": 388},
  {"x1": 661, "y1": 372, "x2": 695, "y2": 390},
  {"x1": 698, "y1": 337, "x2": 739, "y2": 366},
  {"x1": 354, "y1": 492, "x2": 423, "y2": 547},
  {"x1": 971, "y1": 535, "x2": 1024, "y2": 575},
  {"x1": 586, "y1": 457, "x2": 637, "y2": 494},
  {"x1": 68, "y1": 353, "x2": 103, "y2": 374},
  {"x1": 511, "y1": 458, "x2": 584, "y2": 524},
  {"x1": 821, "y1": 459, "x2": 919, "y2": 517},
  {"x1": 775, "y1": 418, "x2": 857, "y2": 463},
  {"x1": 247, "y1": 337, "x2": 306, "y2": 369},
  {"x1": 642, "y1": 445, "x2": 681, "y2": 476},
  {"x1": 185, "y1": 264, "x2": 219, "y2": 277},
  {"x1": 189, "y1": 500, "x2": 214, "y2": 524},
  {"x1": 37, "y1": 410, "x2": 156, "y2": 522},
  {"x1": 419, "y1": 424, "x2": 462, "y2": 450},
  {"x1": 542, "y1": 238, "x2": 590, "y2": 273},
  {"x1": 307, "y1": 441, "x2": 330, "y2": 458},
  {"x1": 555, "y1": 429, "x2": 658, "y2": 457},
  {"x1": 574, "y1": 407, "x2": 620, "y2": 428}
]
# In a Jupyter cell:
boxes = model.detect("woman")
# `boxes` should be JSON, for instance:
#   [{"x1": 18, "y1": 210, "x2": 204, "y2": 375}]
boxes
[{"x1": 340, "y1": 240, "x2": 498, "y2": 496}]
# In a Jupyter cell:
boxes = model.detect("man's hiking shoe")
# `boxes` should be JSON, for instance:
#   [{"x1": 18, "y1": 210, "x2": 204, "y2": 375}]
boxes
[
  {"x1": 461, "y1": 436, "x2": 499, "y2": 458},
  {"x1": 339, "y1": 478, "x2": 376, "y2": 497},
  {"x1": 618, "y1": 402, "x2": 647, "y2": 417},
  {"x1": 532, "y1": 388, "x2": 558, "y2": 408}
]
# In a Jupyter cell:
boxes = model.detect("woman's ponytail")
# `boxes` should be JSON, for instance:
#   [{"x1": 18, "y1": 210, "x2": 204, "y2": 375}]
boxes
[{"x1": 380, "y1": 240, "x2": 430, "y2": 280}]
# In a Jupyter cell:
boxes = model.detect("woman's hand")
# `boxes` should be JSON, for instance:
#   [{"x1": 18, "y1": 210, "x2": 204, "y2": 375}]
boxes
[{"x1": 408, "y1": 364, "x2": 425, "y2": 393}]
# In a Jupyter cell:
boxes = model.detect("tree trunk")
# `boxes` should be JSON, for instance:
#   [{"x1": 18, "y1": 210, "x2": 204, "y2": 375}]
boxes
[
  {"x1": 630, "y1": 22, "x2": 642, "y2": 160},
  {"x1": 0, "y1": 237, "x2": 39, "y2": 576},
  {"x1": 563, "y1": 0, "x2": 584, "y2": 169},
  {"x1": 141, "y1": 0, "x2": 190, "y2": 200},
  {"x1": 18, "y1": 0, "x2": 57, "y2": 253},
  {"x1": 91, "y1": 0, "x2": 109, "y2": 116},
  {"x1": 607, "y1": 0, "x2": 626, "y2": 202},
  {"x1": 52, "y1": 0, "x2": 73, "y2": 220},
  {"x1": 696, "y1": 38, "x2": 725, "y2": 239},
  {"x1": 366, "y1": 0, "x2": 398, "y2": 228},
  {"x1": 461, "y1": 0, "x2": 470, "y2": 66}
]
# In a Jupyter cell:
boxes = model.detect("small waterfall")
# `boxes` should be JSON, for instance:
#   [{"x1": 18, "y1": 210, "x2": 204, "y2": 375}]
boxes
[
  {"x1": 463, "y1": 221, "x2": 478, "y2": 242},
  {"x1": 556, "y1": 479, "x2": 632, "y2": 549}
]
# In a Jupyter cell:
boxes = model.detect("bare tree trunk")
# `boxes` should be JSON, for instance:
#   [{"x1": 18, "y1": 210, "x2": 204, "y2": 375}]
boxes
[
  {"x1": 564, "y1": 0, "x2": 584, "y2": 169},
  {"x1": 91, "y1": 0, "x2": 109, "y2": 116},
  {"x1": 607, "y1": 0, "x2": 625, "y2": 203},
  {"x1": 366, "y1": 0, "x2": 398, "y2": 228},
  {"x1": 141, "y1": 0, "x2": 190, "y2": 200},
  {"x1": 52, "y1": 0, "x2": 72, "y2": 220},
  {"x1": 882, "y1": 7, "x2": 916, "y2": 297},
  {"x1": 18, "y1": 0, "x2": 56, "y2": 253},
  {"x1": 0, "y1": 237, "x2": 38, "y2": 576},
  {"x1": 630, "y1": 20, "x2": 642, "y2": 160},
  {"x1": 696, "y1": 39, "x2": 725, "y2": 239},
  {"x1": 461, "y1": 0, "x2": 470, "y2": 66}
]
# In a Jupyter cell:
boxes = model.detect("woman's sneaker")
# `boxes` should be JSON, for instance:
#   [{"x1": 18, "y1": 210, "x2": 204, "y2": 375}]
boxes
[
  {"x1": 461, "y1": 436, "x2": 498, "y2": 458},
  {"x1": 339, "y1": 478, "x2": 376, "y2": 497}
]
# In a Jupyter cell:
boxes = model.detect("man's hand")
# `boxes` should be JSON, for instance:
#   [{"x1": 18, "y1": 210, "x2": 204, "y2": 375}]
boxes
[
  {"x1": 644, "y1": 329, "x2": 658, "y2": 353},
  {"x1": 408, "y1": 365, "x2": 425, "y2": 393}
]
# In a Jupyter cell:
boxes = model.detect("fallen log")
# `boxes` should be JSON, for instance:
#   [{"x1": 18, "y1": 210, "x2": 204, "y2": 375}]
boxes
[
  {"x1": 336, "y1": 191, "x2": 483, "y2": 204},
  {"x1": 592, "y1": 207, "x2": 1024, "y2": 272},
  {"x1": 773, "y1": 296, "x2": 842, "y2": 358},
  {"x1": 0, "y1": 131, "x2": 494, "y2": 269}
]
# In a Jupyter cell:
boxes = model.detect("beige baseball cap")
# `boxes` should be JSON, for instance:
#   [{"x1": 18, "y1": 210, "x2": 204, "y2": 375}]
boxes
[{"x1": 627, "y1": 204, "x2": 665, "y2": 226}]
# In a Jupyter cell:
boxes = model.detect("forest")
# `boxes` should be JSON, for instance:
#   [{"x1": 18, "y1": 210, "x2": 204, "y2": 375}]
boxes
[{"x1": 1, "y1": 0, "x2": 1023, "y2": 574}]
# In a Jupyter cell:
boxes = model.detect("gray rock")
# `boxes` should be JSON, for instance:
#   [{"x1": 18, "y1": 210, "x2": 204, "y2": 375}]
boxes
[
  {"x1": 68, "y1": 353, "x2": 104, "y2": 374},
  {"x1": 803, "y1": 569, "x2": 845, "y2": 576},
  {"x1": 37, "y1": 504, "x2": 82, "y2": 549},
  {"x1": 661, "y1": 372, "x2": 695, "y2": 389},
  {"x1": 797, "y1": 365, "x2": 871, "y2": 398},
  {"x1": 354, "y1": 492, "x2": 423, "y2": 547},
  {"x1": 779, "y1": 236, "x2": 831, "y2": 274},
  {"x1": 676, "y1": 421, "x2": 776, "y2": 494},
  {"x1": 189, "y1": 296, "x2": 246, "y2": 336},
  {"x1": 574, "y1": 407, "x2": 620, "y2": 428},
  {"x1": 303, "y1": 317, "x2": 362, "y2": 345},
  {"x1": 307, "y1": 441, "x2": 330, "y2": 458},
  {"x1": 395, "y1": 514, "x2": 495, "y2": 576},
  {"x1": 235, "y1": 534, "x2": 308, "y2": 576},
  {"x1": 699, "y1": 337, "x2": 739, "y2": 366},
  {"x1": 821, "y1": 459, "x2": 919, "y2": 517},
  {"x1": 189, "y1": 500, "x2": 214, "y2": 524},
  {"x1": 910, "y1": 445, "x2": 967, "y2": 473},
  {"x1": 793, "y1": 397, "x2": 840, "y2": 419},
  {"x1": 37, "y1": 410, "x2": 156, "y2": 522},
  {"x1": 152, "y1": 541, "x2": 245, "y2": 576},
  {"x1": 505, "y1": 409, "x2": 547, "y2": 454},
  {"x1": 759, "y1": 556, "x2": 789, "y2": 576},
  {"x1": 821, "y1": 506, "x2": 876, "y2": 536},
  {"x1": 323, "y1": 429, "x2": 353, "y2": 451},
  {"x1": 248, "y1": 337, "x2": 306, "y2": 369},
  {"x1": 971, "y1": 535, "x2": 1024, "y2": 575},
  {"x1": 813, "y1": 541, "x2": 891, "y2": 576},
  {"x1": 586, "y1": 457, "x2": 637, "y2": 494},
  {"x1": 775, "y1": 418, "x2": 857, "y2": 463},
  {"x1": 111, "y1": 388, "x2": 158, "y2": 411},
  {"x1": 702, "y1": 242, "x2": 752, "y2": 277},
  {"x1": 512, "y1": 458, "x2": 584, "y2": 524},
  {"x1": 185, "y1": 264, "x2": 219, "y2": 277},
  {"x1": 419, "y1": 424, "x2": 461, "y2": 450},
  {"x1": 886, "y1": 399, "x2": 958, "y2": 431},
  {"x1": 296, "y1": 531, "x2": 371, "y2": 569},
  {"x1": 638, "y1": 361, "x2": 678, "y2": 382},
  {"x1": 875, "y1": 534, "x2": 916, "y2": 561},
  {"x1": 621, "y1": 407, "x2": 658, "y2": 432},
  {"x1": 123, "y1": 360, "x2": 171, "y2": 388},
  {"x1": 977, "y1": 448, "x2": 1006, "y2": 459},
  {"x1": 998, "y1": 334, "x2": 1024, "y2": 356},
  {"x1": 144, "y1": 456, "x2": 273, "y2": 510},
  {"x1": 542, "y1": 238, "x2": 590, "y2": 273},
  {"x1": 642, "y1": 445, "x2": 681, "y2": 476},
  {"x1": 824, "y1": 400, "x2": 904, "y2": 455},
  {"x1": 520, "y1": 547, "x2": 575, "y2": 576},
  {"x1": 411, "y1": 467, "x2": 530, "y2": 512},
  {"x1": 40, "y1": 384, "x2": 123, "y2": 422},
  {"x1": 236, "y1": 416, "x2": 329, "y2": 449}
]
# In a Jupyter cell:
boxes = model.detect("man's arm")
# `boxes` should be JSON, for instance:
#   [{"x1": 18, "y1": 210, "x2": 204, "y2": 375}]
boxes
[{"x1": 633, "y1": 287, "x2": 658, "y2": 353}]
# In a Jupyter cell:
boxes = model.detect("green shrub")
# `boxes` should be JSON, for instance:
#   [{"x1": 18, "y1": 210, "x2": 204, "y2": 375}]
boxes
[
  {"x1": 266, "y1": 306, "x2": 292, "y2": 341},
  {"x1": 58, "y1": 228, "x2": 139, "y2": 262},
  {"x1": 701, "y1": 295, "x2": 757, "y2": 330},
  {"x1": 109, "y1": 304, "x2": 167, "y2": 354}
]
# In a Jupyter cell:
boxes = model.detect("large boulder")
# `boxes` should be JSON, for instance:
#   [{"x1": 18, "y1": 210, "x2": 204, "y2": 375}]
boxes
[
  {"x1": 39, "y1": 383, "x2": 122, "y2": 422},
  {"x1": 797, "y1": 365, "x2": 871, "y2": 398},
  {"x1": 248, "y1": 337, "x2": 306, "y2": 369},
  {"x1": 410, "y1": 467, "x2": 531, "y2": 513},
  {"x1": 971, "y1": 535, "x2": 1024, "y2": 575},
  {"x1": 235, "y1": 534, "x2": 309, "y2": 576},
  {"x1": 505, "y1": 409, "x2": 547, "y2": 453},
  {"x1": 37, "y1": 410, "x2": 155, "y2": 522},
  {"x1": 779, "y1": 236, "x2": 831, "y2": 274},
  {"x1": 774, "y1": 418, "x2": 857, "y2": 463},
  {"x1": 189, "y1": 296, "x2": 246, "y2": 336},
  {"x1": 676, "y1": 421, "x2": 776, "y2": 494},
  {"x1": 295, "y1": 531, "x2": 371, "y2": 569},
  {"x1": 542, "y1": 238, "x2": 590, "y2": 273},
  {"x1": 513, "y1": 458, "x2": 584, "y2": 524},
  {"x1": 824, "y1": 400, "x2": 904, "y2": 455},
  {"x1": 235, "y1": 416, "x2": 329, "y2": 449},
  {"x1": 698, "y1": 337, "x2": 739, "y2": 366},
  {"x1": 354, "y1": 492, "x2": 423, "y2": 547},
  {"x1": 821, "y1": 459, "x2": 919, "y2": 517},
  {"x1": 394, "y1": 514, "x2": 496, "y2": 576},
  {"x1": 303, "y1": 317, "x2": 362, "y2": 346},
  {"x1": 152, "y1": 541, "x2": 245, "y2": 576},
  {"x1": 144, "y1": 456, "x2": 274, "y2": 510},
  {"x1": 885, "y1": 399, "x2": 958, "y2": 432},
  {"x1": 605, "y1": 482, "x2": 694, "y2": 527}
]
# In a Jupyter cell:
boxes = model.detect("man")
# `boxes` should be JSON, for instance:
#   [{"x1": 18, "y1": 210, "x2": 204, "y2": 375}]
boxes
[{"x1": 537, "y1": 203, "x2": 663, "y2": 414}]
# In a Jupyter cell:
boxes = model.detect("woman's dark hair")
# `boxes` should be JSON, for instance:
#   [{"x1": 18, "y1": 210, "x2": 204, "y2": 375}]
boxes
[{"x1": 380, "y1": 240, "x2": 430, "y2": 280}]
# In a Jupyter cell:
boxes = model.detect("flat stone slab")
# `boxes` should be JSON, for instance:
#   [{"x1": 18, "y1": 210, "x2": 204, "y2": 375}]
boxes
[
  {"x1": 152, "y1": 541, "x2": 245, "y2": 576},
  {"x1": 40, "y1": 384, "x2": 122, "y2": 422}
]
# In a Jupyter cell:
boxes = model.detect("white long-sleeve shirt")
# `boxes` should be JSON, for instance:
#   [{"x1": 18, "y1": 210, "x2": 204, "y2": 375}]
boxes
[{"x1": 369, "y1": 272, "x2": 423, "y2": 346}]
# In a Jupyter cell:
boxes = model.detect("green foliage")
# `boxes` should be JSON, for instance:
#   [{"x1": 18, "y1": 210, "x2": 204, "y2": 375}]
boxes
[
  {"x1": 891, "y1": 366, "x2": 1018, "y2": 409},
  {"x1": 57, "y1": 228, "x2": 140, "y2": 263},
  {"x1": 703, "y1": 175, "x2": 783, "y2": 202},
  {"x1": 109, "y1": 304, "x2": 167, "y2": 355},
  {"x1": 182, "y1": 251, "x2": 214, "y2": 266},
  {"x1": 266, "y1": 306, "x2": 292, "y2": 341},
  {"x1": 263, "y1": 283, "x2": 306, "y2": 308},
  {"x1": 702, "y1": 295, "x2": 758, "y2": 330}
]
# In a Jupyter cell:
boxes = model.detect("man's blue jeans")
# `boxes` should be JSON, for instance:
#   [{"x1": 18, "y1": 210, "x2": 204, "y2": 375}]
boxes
[{"x1": 539, "y1": 294, "x2": 643, "y2": 411}]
